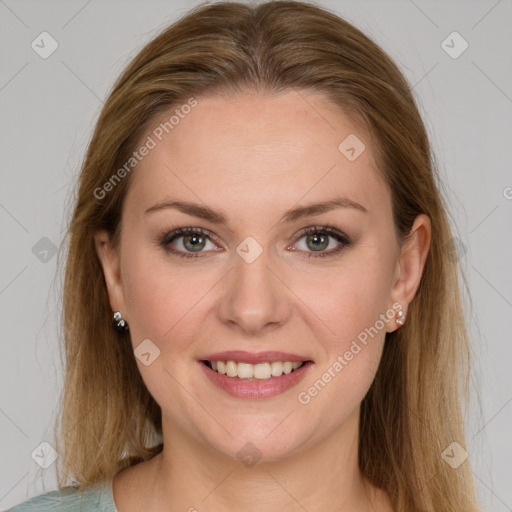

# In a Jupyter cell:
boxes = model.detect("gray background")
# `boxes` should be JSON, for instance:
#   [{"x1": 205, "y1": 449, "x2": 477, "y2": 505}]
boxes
[{"x1": 1, "y1": 0, "x2": 511, "y2": 510}]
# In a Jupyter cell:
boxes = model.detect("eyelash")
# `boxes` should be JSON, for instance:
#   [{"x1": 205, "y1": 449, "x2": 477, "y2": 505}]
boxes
[{"x1": 158, "y1": 225, "x2": 352, "y2": 260}]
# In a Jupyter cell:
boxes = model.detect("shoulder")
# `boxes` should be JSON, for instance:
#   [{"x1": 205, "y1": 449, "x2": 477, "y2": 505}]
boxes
[{"x1": 6, "y1": 482, "x2": 117, "y2": 512}]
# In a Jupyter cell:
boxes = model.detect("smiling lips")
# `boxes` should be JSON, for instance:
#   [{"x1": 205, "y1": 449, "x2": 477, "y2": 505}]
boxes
[
  {"x1": 206, "y1": 360, "x2": 303, "y2": 380},
  {"x1": 199, "y1": 350, "x2": 313, "y2": 399}
]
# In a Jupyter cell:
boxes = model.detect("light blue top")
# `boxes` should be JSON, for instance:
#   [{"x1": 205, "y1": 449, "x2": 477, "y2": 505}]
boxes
[{"x1": 6, "y1": 481, "x2": 118, "y2": 512}]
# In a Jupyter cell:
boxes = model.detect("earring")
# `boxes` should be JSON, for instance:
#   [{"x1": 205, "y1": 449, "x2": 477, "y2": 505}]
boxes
[
  {"x1": 112, "y1": 311, "x2": 129, "y2": 332},
  {"x1": 395, "y1": 307, "x2": 406, "y2": 327}
]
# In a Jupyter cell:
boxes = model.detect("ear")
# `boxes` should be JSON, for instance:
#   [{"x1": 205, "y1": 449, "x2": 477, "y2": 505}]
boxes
[
  {"x1": 388, "y1": 214, "x2": 431, "y2": 330},
  {"x1": 94, "y1": 229, "x2": 127, "y2": 317}
]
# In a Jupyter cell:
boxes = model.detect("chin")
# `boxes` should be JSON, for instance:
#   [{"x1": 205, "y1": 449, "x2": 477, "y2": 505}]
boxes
[{"x1": 202, "y1": 418, "x2": 310, "y2": 463}]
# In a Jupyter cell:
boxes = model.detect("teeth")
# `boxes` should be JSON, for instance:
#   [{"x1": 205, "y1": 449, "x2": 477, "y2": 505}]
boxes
[
  {"x1": 271, "y1": 361, "x2": 283, "y2": 376},
  {"x1": 237, "y1": 362, "x2": 254, "y2": 379},
  {"x1": 253, "y1": 363, "x2": 271, "y2": 379},
  {"x1": 207, "y1": 360, "x2": 305, "y2": 380},
  {"x1": 226, "y1": 360, "x2": 237, "y2": 377}
]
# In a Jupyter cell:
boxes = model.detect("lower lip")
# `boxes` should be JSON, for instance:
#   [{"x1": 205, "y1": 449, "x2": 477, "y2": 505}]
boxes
[{"x1": 199, "y1": 361, "x2": 313, "y2": 400}]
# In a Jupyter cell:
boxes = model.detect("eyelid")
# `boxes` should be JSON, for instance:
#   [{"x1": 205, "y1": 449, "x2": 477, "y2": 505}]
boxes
[
  {"x1": 160, "y1": 226, "x2": 221, "y2": 246},
  {"x1": 289, "y1": 225, "x2": 352, "y2": 259},
  {"x1": 293, "y1": 225, "x2": 350, "y2": 243},
  {"x1": 158, "y1": 225, "x2": 352, "y2": 259}
]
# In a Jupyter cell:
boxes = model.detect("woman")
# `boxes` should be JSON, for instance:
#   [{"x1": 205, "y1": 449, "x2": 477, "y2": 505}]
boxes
[{"x1": 8, "y1": 1, "x2": 480, "y2": 511}]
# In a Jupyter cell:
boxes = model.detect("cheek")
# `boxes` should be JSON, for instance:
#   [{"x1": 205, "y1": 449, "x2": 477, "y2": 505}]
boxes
[
  {"x1": 291, "y1": 247, "x2": 394, "y2": 407},
  {"x1": 121, "y1": 250, "x2": 212, "y2": 424},
  {"x1": 292, "y1": 250, "x2": 394, "y2": 349},
  {"x1": 121, "y1": 245, "x2": 206, "y2": 349},
  {"x1": 294, "y1": 270, "x2": 389, "y2": 424}
]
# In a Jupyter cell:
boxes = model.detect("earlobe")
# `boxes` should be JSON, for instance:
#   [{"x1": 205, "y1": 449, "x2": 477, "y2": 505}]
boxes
[
  {"x1": 94, "y1": 230, "x2": 126, "y2": 315},
  {"x1": 389, "y1": 214, "x2": 431, "y2": 329}
]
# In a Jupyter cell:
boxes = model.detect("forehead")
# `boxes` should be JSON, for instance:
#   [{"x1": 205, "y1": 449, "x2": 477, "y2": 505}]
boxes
[{"x1": 123, "y1": 90, "x2": 388, "y2": 222}]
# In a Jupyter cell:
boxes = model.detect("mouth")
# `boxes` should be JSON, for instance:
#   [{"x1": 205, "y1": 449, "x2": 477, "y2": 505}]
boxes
[
  {"x1": 198, "y1": 351, "x2": 314, "y2": 399},
  {"x1": 200, "y1": 359, "x2": 310, "y2": 380}
]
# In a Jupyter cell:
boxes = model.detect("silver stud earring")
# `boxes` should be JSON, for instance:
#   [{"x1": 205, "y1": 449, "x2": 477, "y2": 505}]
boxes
[
  {"x1": 112, "y1": 311, "x2": 129, "y2": 332},
  {"x1": 396, "y1": 307, "x2": 406, "y2": 327}
]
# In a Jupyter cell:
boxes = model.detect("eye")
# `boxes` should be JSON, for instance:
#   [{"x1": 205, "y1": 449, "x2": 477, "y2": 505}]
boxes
[
  {"x1": 159, "y1": 227, "x2": 220, "y2": 259},
  {"x1": 290, "y1": 226, "x2": 352, "y2": 258},
  {"x1": 158, "y1": 225, "x2": 352, "y2": 259}
]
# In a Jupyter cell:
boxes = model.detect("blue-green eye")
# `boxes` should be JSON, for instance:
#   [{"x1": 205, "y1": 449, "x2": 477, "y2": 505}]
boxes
[
  {"x1": 159, "y1": 227, "x2": 219, "y2": 258},
  {"x1": 159, "y1": 225, "x2": 351, "y2": 259},
  {"x1": 291, "y1": 226, "x2": 351, "y2": 258}
]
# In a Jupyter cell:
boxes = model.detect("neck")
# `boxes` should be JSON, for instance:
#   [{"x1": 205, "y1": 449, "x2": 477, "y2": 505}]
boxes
[{"x1": 134, "y1": 408, "x2": 382, "y2": 512}]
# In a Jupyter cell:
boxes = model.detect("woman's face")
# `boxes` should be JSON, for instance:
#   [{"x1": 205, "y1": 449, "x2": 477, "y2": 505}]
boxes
[{"x1": 96, "y1": 89, "x2": 415, "y2": 462}]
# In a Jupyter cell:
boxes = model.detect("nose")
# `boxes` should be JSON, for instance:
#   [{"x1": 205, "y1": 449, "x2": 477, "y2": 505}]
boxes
[{"x1": 216, "y1": 243, "x2": 292, "y2": 336}]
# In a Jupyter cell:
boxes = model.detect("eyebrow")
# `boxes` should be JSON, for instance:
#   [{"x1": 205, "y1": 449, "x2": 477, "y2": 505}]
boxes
[{"x1": 144, "y1": 197, "x2": 368, "y2": 224}]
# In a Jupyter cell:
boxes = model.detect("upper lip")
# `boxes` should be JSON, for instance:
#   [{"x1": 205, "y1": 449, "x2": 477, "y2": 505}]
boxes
[{"x1": 201, "y1": 350, "x2": 312, "y2": 364}]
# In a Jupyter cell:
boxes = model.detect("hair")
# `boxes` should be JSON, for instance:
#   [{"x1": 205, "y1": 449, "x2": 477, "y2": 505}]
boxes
[{"x1": 55, "y1": 1, "x2": 479, "y2": 510}]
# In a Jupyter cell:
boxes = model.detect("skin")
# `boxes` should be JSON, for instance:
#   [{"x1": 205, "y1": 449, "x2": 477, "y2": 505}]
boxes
[{"x1": 95, "y1": 89, "x2": 431, "y2": 512}]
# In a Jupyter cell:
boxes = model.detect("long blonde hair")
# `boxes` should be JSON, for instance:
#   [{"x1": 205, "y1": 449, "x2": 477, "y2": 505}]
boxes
[{"x1": 55, "y1": 1, "x2": 479, "y2": 510}]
